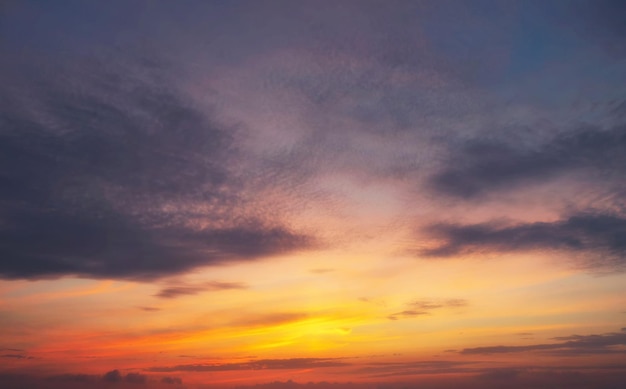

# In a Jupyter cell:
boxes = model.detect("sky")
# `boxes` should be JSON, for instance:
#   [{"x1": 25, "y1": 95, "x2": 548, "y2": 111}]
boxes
[{"x1": 1, "y1": 0, "x2": 625, "y2": 388}]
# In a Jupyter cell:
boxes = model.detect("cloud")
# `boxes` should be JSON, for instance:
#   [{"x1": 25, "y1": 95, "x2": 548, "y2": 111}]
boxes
[
  {"x1": 477, "y1": 368, "x2": 520, "y2": 380},
  {"x1": 460, "y1": 327, "x2": 626, "y2": 355},
  {"x1": 1, "y1": 354, "x2": 33, "y2": 359},
  {"x1": 124, "y1": 373, "x2": 146, "y2": 384},
  {"x1": 410, "y1": 299, "x2": 468, "y2": 310},
  {"x1": 47, "y1": 374, "x2": 97, "y2": 383},
  {"x1": 137, "y1": 306, "x2": 161, "y2": 312},
  {"x1": 429, "y1": 125, "x2": 626, "y2": 199},
  {"x1": 419, "y1": 212, "x2": 626, "y2": 269},
  {"x1": 232, "y1": 312, "x2": 309, "y2": 328},
  {"x1": 387, "y1": 310, "x2": 429, "y2": 321},
  {"x1": 155, "y1": 281, "x2": 247, "y2": 299},
  {"x1": 161, "y1": 376, "x2": 182, "y2": 385},
  {"x1": 0, "y1": 52, "x2": 316, "y2": 281},
  {"x1": 103, "y1": 370, "x2": 122, "y2": 383},
  {"x1": 388, "y1": 298, "x2": 468, "y2": 320},
  {"x1": 353, "y1": 360, "x2": 479, "y2": 378},
  {"x1": 146, "y1": 358, "x2": 349, "y2": 372},
  {"x1": 310, "y1": 268, "x2": 335, "y2": 274}
]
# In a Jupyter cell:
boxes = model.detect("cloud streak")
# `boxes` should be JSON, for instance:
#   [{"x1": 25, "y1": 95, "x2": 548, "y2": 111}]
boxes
[
  {"x1": 460, "y1": 328, "x2": 626, "y2": 355},
  {"x1": 146, "y1": 358, "x2": 349, "y2": 372},
  {"x1": 388, "y1": 298, "x2": 468, "y2": 320},
  {"x1": 155, "y1": 281, "x2": 247, "y2": 299},
  {"x1": 420, "y1": 212, "x2": 626, "y2": 269}
]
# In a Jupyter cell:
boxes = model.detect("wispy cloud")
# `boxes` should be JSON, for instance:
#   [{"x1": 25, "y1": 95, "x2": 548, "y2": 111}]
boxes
[
  {"x1": 352, "y1": 360, "x2": 480, "y2": 378},
  {"x1": 310, "y1": 268, "x2": 335, "y2": 274},
  {"x1": 155, "y1": 281, "x2": 247, "y2": 299},
  {"x1": 231, "y1": 312, "x2": 310, "y2": 328},
  {"x1": 2, "y1": 354, "x2": 33, "y2": 359},
  {"x1": 146, "y1": 358, "x2": 349, "y2": 372},
  {"x1": 388, "y1": 298, "x2": 468, "y2": 320},
  {"x1": 137, "y1": 306, "x2": 161, "y2": 312},
  {"x1": 460, "y1": 328, "x2": 626, "y2": 355},
  {"x1": 387, "y1": 310, "x2": 429, "y2": 321}
]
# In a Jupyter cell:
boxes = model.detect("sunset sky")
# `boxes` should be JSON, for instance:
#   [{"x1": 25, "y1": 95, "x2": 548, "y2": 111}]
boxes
[{"x1": 1, "y1": 1, "x2": 625, "y2": 388}]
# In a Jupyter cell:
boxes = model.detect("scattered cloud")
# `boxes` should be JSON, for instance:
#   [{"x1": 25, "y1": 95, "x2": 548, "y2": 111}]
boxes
[{"x1": 155, "y1": 281, "x2": 247, "y2": 299}]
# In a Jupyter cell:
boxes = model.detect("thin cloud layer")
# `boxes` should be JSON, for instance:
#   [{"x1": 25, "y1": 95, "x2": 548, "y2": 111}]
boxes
[
  {"x1": 146, "y1": 358, "x2": 349, "y2": 372},
  {"x1": 460, "y1": 328, "x2": 626, "y2": 355}
]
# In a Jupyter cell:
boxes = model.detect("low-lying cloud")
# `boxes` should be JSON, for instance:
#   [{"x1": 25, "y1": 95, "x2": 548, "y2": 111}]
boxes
[
  {"x1": 460, "y1": 327, "x2": 626, "y2": 355},
  {"x1": 146, "y1": 358, "x2": 349, "y2": 372}
]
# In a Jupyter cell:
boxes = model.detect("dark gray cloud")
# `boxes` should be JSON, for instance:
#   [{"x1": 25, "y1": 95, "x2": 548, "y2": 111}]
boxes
[
  {"x1": 124, "y1": 373, "x2": 146, "y2": 384},
  {"x1": 146, "y1": 358, "x2": 349, "y2": 372},
  {"x1": 460, "y1": 328, "x2": 626, "y2": 355},
  {"x1": 102, "y1": 370, "x2": 122, "y2": 383},
  {"x1": 429, "y1": 125, "x2": 626, "y2": 199},
  {"x1": 571, "y1": 0, "x2": 626, "y2": 58},
  {"x1": 420, "y1": 212, "x2": 626, "y2": 268},
  {"x1": 155, "y1": 281, "x2": 247, "y2": 299},
  {"x1": 0, "y1": 51, "x2": 315, "y2": 281},
  {"x1": 47, "y1": 374, "x2": 97, "y2": 383}
]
